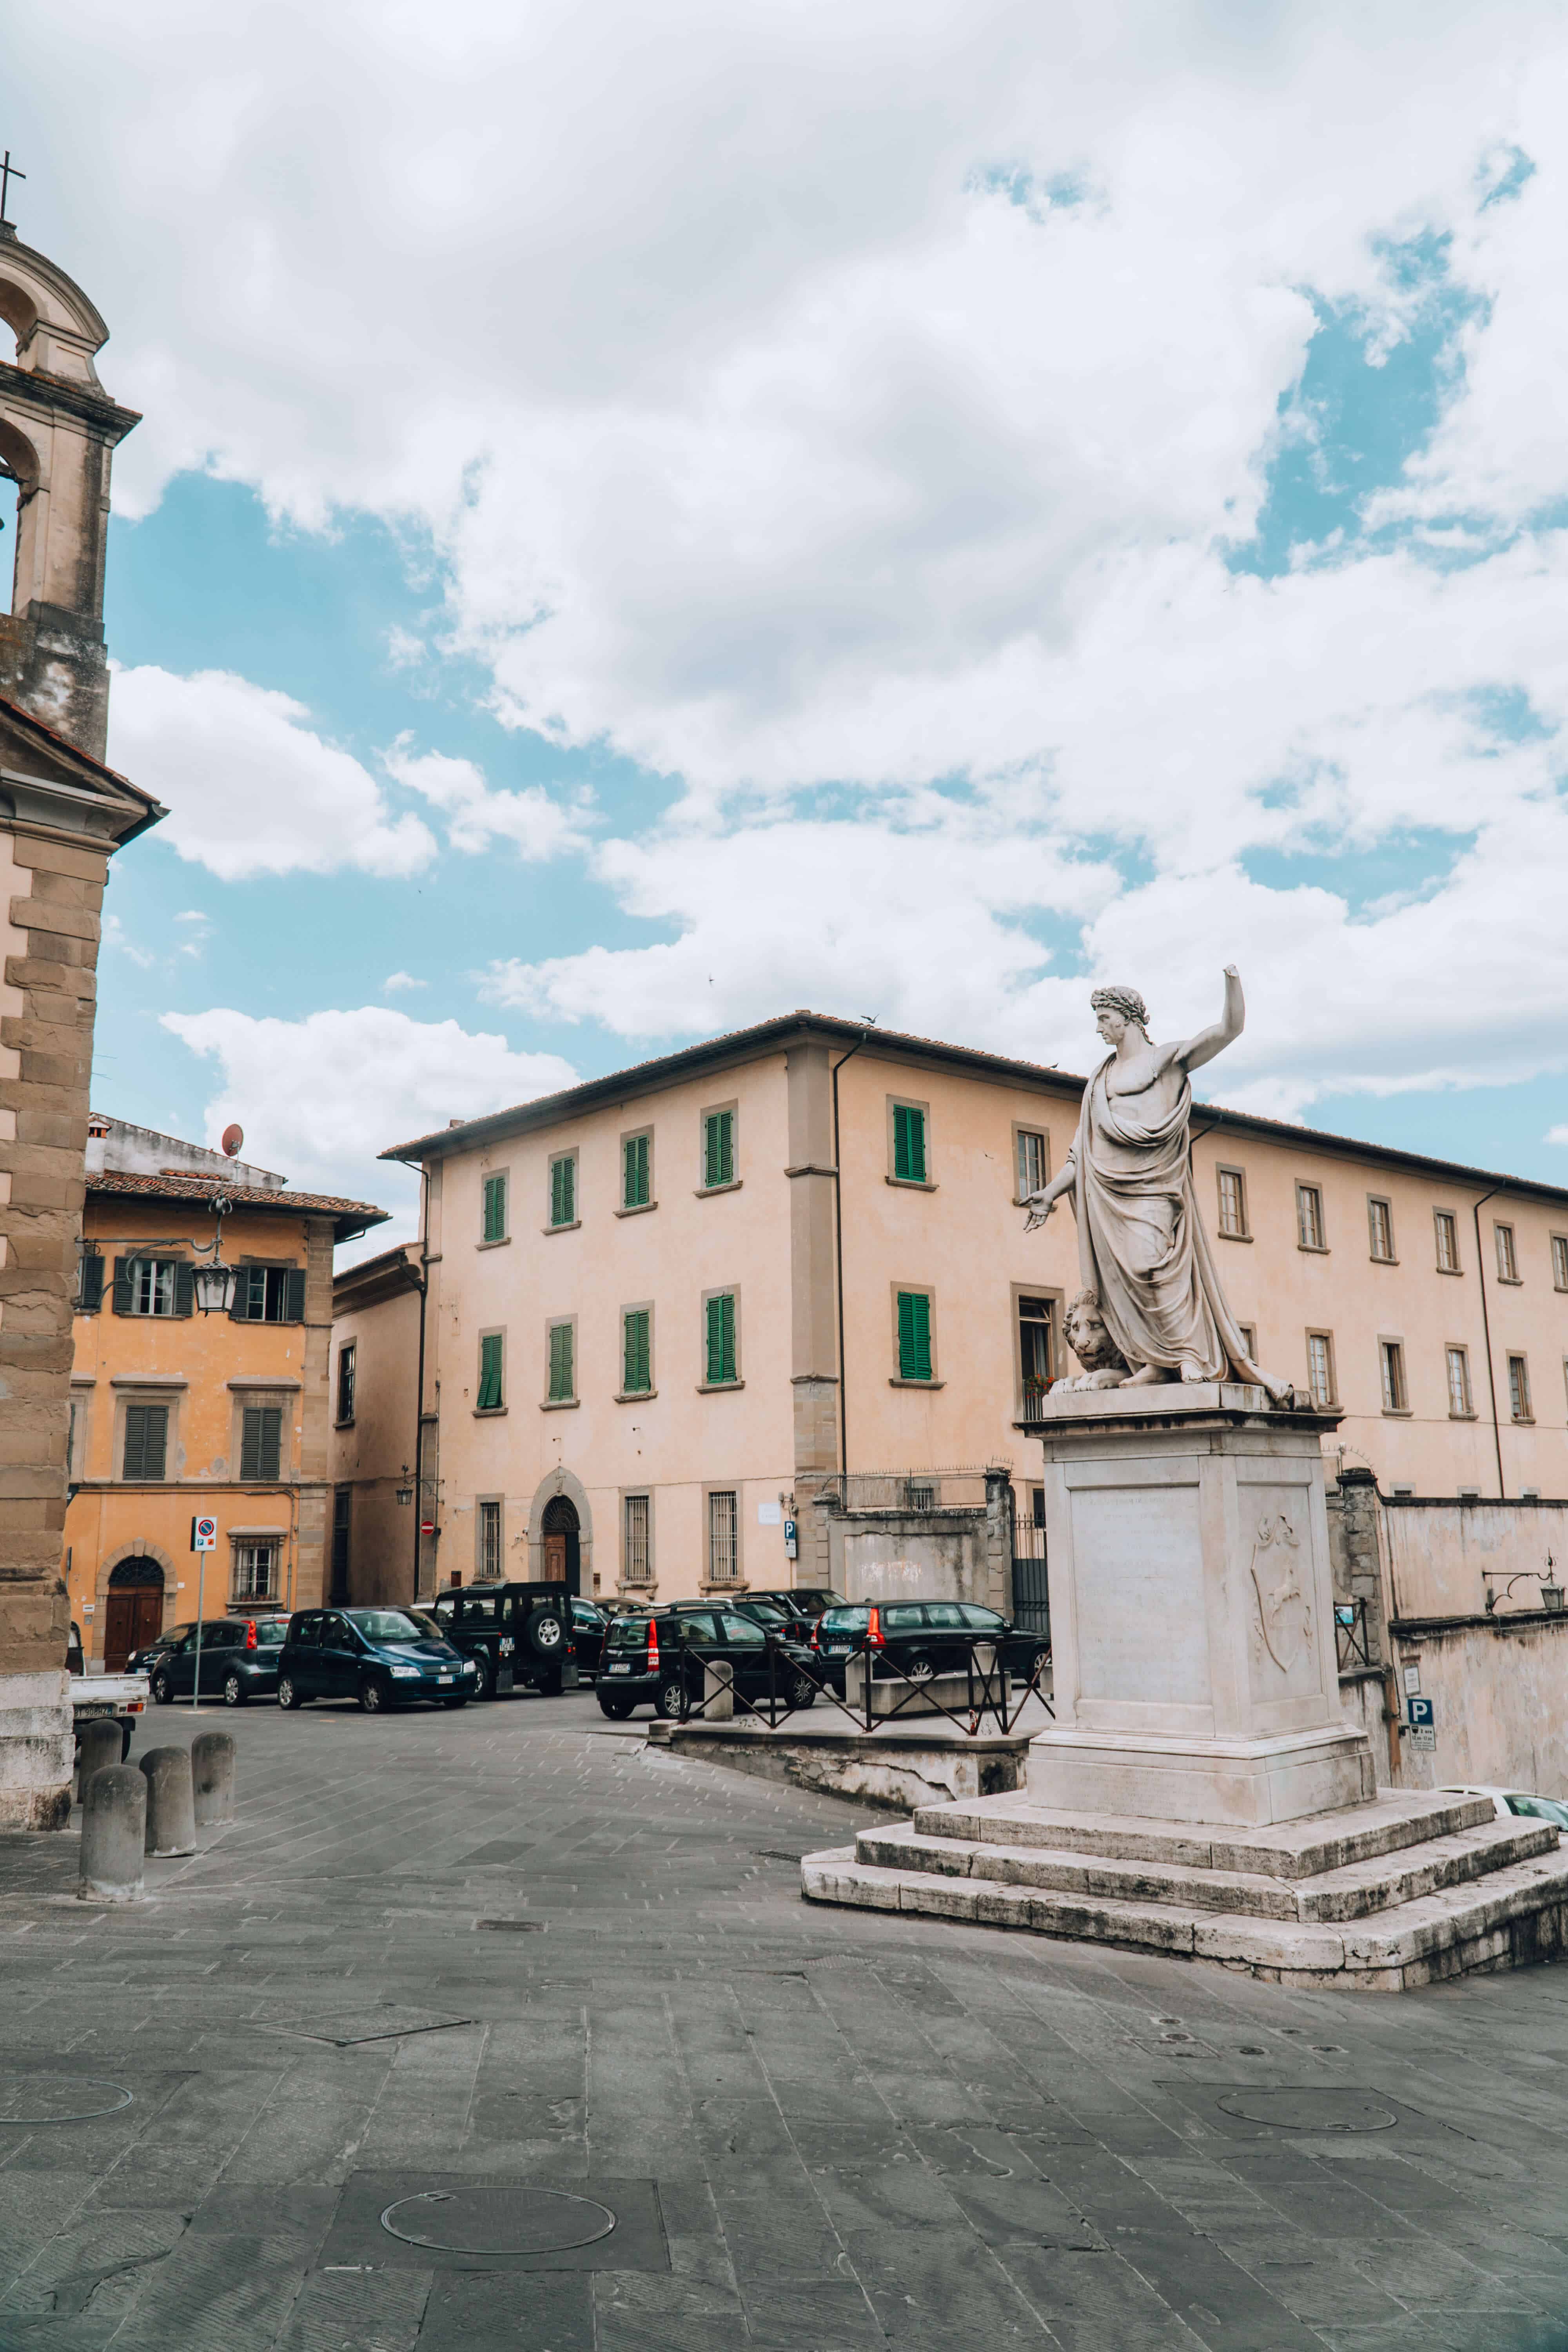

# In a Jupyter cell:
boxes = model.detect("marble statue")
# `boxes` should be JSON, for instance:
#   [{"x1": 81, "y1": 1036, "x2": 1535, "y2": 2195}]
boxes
[
  {"x1": 1024, "y1": 967, "x2": 1293, "y2": 1404},
  {"x1": 1054, "y1": 1291, "x2": 1130, "y2": 1392}
]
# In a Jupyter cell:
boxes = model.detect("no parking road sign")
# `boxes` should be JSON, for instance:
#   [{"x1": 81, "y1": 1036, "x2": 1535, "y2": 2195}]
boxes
[{"x1": 191, "y1": 1515, "x2": 217, "y2": 1552}]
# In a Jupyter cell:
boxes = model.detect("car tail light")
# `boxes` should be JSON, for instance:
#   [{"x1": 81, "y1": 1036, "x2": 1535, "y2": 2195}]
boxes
[
  {"x1": 646, "y1": 1618, "x2": 660, "y2": 1671},
  {"x1": 866, "y1": 1606, "x2": 884, "y2": 1649},
  {"x1": 245, "y1": 1621, "x2": 257, "y2": 1651},
  {"x1": 809, "y1": 1622, "x2": 820, "y2": 1651}
]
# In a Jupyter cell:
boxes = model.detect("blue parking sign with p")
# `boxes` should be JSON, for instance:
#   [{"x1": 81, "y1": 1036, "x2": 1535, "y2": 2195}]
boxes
[{"x1": 1408, "y1": 1695, "x2": 1435, "y2": 1728}]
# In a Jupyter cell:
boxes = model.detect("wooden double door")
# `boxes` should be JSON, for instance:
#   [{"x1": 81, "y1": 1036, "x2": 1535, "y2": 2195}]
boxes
[{"x1": 102, "y1": 1567, "x2": 165, "y2": 1670}]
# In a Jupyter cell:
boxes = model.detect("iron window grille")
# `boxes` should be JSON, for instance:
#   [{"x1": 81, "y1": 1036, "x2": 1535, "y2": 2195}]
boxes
[
  {"x1": 707, "y1": 1489, "x2": 739, "y2": 1583},
  {"x1": 623, "y1": 1494, "x2": 652, "y2": 1583},
  {"x1": 233, "y1": 1542, "x2": 276, "y2": 1601}
]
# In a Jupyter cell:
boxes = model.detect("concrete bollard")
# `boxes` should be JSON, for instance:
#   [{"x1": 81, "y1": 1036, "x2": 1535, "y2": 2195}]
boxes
[
  {"x1": 138, "y1": 1746, "x2": 197, "y2": 1857},
  {"x1": 79, "y1": 1765, "x2": 146, "y2": 1902},
  {"x1": 191, "y1": 1730, "x2": 236, "y2": 1825},
  {"x1": 75, "y1": 1718, "x2": 122, "y2": 1803},
  {"x1": 703, "y1": 1659, "x2": 735, "y2": 1722}
]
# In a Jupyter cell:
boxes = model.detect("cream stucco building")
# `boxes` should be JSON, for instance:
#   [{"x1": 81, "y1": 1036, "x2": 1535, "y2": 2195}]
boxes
[{"x1": 354, "y1": 1013, "x2": 1568, "y2": 1609}]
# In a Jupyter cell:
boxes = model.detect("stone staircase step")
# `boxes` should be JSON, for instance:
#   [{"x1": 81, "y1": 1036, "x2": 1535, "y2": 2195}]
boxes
[
  {"x1": 855, "y1": 1817, "x2": 1557, "y2": 1923},
  {"x1": 800, "y1": 1842, "x2": 1568, "y2": 1990},
  {"x1": 906, "y1": 1788, "x2": 1497, "y2": 1880}
]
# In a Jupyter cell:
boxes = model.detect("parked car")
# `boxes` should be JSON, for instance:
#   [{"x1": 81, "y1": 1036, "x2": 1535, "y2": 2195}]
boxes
[
  {"x1": 737, "y1": 1589, "x2": 844, "y2": 1635},
  {"x1": 150, "y1": 1616, "x2": 289, "y2": 1708},
  {"x1": 570, "y1": 1597, "x2": 610, "y2": 1679},
  {"x1": 126, "y1": 1622, "x2": 198, "y2": 1676},
  {"x1": 1439, "y1": 1784, "x2": 1568, "y2": 1830},
  {"x1": 277, "y1": 1607, "x2": 478, "y2": 1712},
  {"x1": 426, "y1": 1583, "x2": 574, "y2": 1697},
  {"x1": 598, "y1": 1603, "x2": 818, "y2": 1719},
  {"x1": 810, "y1": 1600, "x2": 1049, "y2": 1695},
  {"x1": 67, "y1": 1623, "x2": 148, "y2": 1761}
]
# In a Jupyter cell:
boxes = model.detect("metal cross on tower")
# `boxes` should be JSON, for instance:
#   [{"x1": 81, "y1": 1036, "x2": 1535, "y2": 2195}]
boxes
[{"x1": 0, "y1": 151, "x2": 25, "y2": 229}]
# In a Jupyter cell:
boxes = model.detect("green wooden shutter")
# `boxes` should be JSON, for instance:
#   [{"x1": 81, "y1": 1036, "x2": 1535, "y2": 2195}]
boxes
[
  {"x1": 705, "y1": 1292, "x2": 736, "y2": 1384},
  {"x1": 893, "y1": 1105, "x2": 926, "y2": 1183},
  {"x1": 283, "y1": 1269, "x2": 307, "y2": 1323},
  {"x1": 897, "y1": 1291, "x2": 932, "y2": 1380},
  {"x1": 550, "y1": 1157, "x2": 575, "y2": 1226},
  {"x1": 548, "y1": 1322, "x2": 574, "y2": 1401},
  {"x1": 173, "y1": 1262, "x2": 196, "y2": 1317},
  {"x1": 125, "y1": 1404, "x2": 168, "y2": 1481},
  {"x1": 229, "y1": 1266, "x2": 257, "y2": 1321},
  {"x1": 483, "y1": 1174, "x2": 507, "y2": 1241},
  {"x1": 623, "y1": 1309, "x2": 650, "y2": 1393},
  {"x1": 476, "y1": 1332, "x2": 503, "y2": 1410},
  {"x1": 122, "y1": 1404, "x2": 145, "y2": 1479},
  {"x1": 623, "y1": 1134, "x2": 649, "y2": 1209},
  {"x1": 111, "y1": 1257, "x2": 133, "y2": 1316},
  {"x1": 78, "y1": 1254, "x2": 104, "y2": 1312},
  {"x1": 703, "y1": 1111, "x2": 733, "y2": 1188}
]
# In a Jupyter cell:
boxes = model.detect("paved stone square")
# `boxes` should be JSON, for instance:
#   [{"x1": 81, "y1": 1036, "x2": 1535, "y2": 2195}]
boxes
[{"x1": 1, "y1": 1691, "x2": 1567, "y2": 2349}]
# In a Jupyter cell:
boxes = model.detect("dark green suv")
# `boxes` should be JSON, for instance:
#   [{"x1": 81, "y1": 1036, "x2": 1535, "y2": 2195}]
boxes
[{"x1": 427, "y1": 1582, "x2": 575, "y2": 1698}]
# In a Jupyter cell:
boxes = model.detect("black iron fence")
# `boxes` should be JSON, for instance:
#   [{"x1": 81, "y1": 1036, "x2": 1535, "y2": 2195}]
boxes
[
  {"x1": 669, "y1": 1625, "x2": 1054, "y2": 1739},
  {"x1": 1334, "y1": 1597, "x2": 1373, "y2": 1670}
]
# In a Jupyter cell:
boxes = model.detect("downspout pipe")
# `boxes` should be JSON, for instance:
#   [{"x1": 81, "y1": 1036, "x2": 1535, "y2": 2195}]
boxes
[
  {"x1": 411, "y1": 1163, "x2": 431, "y2": 1601},
  {"x1": 830, "y1": 1028, "x2": 871, "y2": 1478},
  {"x1": 1471, "y1": 1185, "x2": 1506, "y2": 1499}
]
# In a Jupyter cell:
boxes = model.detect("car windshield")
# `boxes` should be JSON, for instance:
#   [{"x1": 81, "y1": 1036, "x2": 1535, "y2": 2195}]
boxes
[
  {"x1": 818, "y1": 1607, "x2": 869, "y2": 1633},
  {"x1": 408, "y1": 1611, "x2": 444, "y2": 1639},
  {"x1": 346, "y1": 1609, "x2": 428, "y2": 1641},
  {"x1": 740, "y1": 1602, "x2": 788, "y2": 1624},
  {"x1": 1507, "y1": 1794, "x2": 1568, "y2": 1828}
]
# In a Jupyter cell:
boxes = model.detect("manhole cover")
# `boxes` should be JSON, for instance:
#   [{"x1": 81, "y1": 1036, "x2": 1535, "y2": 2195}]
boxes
[
  {"x1": 380, "y1": 2187, "x2": 618, "y2": 2256},
  {"x1": 0, "y1": 2076, "x2": 133, "y2": 2124},
  {"x1": 1216, "y1": 2088, "x2": 1398, "y2": 2134}
]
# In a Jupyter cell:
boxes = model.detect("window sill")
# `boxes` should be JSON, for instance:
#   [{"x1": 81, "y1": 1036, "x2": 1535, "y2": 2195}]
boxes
[
  {"x1": 541, "y1": 1397, "x2": 580, "y2": 1411},
  {"x1": 1369, "y1": 1254, "x2": 1399, "y2": 1267},
  {"x1": 1216, "y1": 1229, "x2": 1252, "y2": 1243},
  {"x1": 615, "y1": 1389, "x2": 657, "y2": 1403},
  {"x1": 542, "y1": 1220, "x2": 581, "y2": 1236},
  {"x1": 697, "y1": 1379, "x2": 745, "y2": 1393},
  {"x1": 613, "y1": 1201, "x2": 658, "y2": 1218},
  {"x1": 886, "y1": 1176, "x2": 938, "y2": 1192},
  {"x1": 1449, "y1": 1410, "x2": 1478, "y2": 1421},
  {"x1": 1496, "y1": 1275, "x2": 1523, "y2": 1287},
  {"x1": 1512, "y1": 1415, "x2": 1536, "y2": 1426},
  {"x1": 1296, "y1": 1243, "x2": 1330, "y2": 1256},
  {"x1": 1435, "y1": 1264, "x2": 1464, "y2": 1277},
  {"x1": 227, "y1": 1376, "x2": 302, "y2": 1391},
  {"x1": 110, "y1": 1374, "x2": 188, "y2": 1389},
  {"x1": 695, "y1": 1179, "x2": 743, "y2": 1197},
  {"x1": 476, "y1": 1235, "x2": 512, "y2": 1250},
  {"x1": 1381, "y1": 1407, "x2": 1413, "y2": 1419},
  {"x1": 699, "y1": 1581, "x2": 749, "y2": 1595},
  {"x1": 473, "y1": 1405, "x2": 508, "y2": 1419},
  {"x1": 889, "y1": 1376, "x2": 945, "y2": 1389},
  {"x1": 333, "y1": 1416, "x2": 356, "y2": 1430}
]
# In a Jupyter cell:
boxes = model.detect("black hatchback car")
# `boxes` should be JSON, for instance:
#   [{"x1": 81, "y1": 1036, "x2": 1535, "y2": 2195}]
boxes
[
  {"x1": 598, "y1": 1604, "x2": 818, "y2": 1719},
  {"x1": 151, "y1": 1615, "x2": 289, "y2": 1708},
  {"x1": 811, "y1": 1601, "x2": 1048, "y2": 1693},
  {"x1": 426, "y1": 1583, "x2": 574, "y2": 1697},
  {"x1": 733, "y1": 1588, "x2": 843, "y2": 1638},
  {"x1": 277, "y1": 1608, "x2": 478, "y2": 1712}
]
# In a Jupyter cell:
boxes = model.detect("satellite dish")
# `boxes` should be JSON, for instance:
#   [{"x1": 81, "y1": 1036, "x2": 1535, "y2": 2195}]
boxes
[{"x1": 221, "y1": 1124, "x2": 244, "y2": 1158}]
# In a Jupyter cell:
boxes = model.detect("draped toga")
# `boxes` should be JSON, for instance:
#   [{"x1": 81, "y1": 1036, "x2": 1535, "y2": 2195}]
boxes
[{"x1": 1068, "y1": 1055, "x2": 1278, "y2": 1393}]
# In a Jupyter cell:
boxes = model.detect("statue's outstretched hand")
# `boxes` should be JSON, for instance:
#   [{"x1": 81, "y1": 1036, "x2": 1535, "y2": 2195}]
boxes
[{"x1": 1024, "y1": 1192, "x2": 1055, "y2": 1232}]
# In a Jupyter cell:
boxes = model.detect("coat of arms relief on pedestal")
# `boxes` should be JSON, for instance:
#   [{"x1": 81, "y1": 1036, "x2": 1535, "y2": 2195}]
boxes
[{"x1": 1249, "y1": 1511, "x2": 1313, "y2": 1677}]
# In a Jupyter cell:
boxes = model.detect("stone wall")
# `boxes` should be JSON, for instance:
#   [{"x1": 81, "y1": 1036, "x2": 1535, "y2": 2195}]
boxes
[
  {"x1": 813, "y1": 1469, "x2": 1014, "y2": 1612},
  {"x1": 1390, "y1": 1612, "x2": 1568, "y2": 1798},
  {"x1": 1383, "y1": 1494, "x2": 1568, "y2": 1622}
]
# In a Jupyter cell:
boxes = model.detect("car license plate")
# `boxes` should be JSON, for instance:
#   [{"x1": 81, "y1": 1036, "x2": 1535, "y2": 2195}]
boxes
[
  {"x1": 824, "y1": 1643, "x2": 849, "y2": 1655},
  {"x1": 609, "y1": 1663, "x2": 632, "y2": 1675},
  {"x1": 75, "y1": 1703, "x2": 114, "y2": 1720},
  {"x1": 438, "y1": 1674, "x2": 453, "y2": 1684}
]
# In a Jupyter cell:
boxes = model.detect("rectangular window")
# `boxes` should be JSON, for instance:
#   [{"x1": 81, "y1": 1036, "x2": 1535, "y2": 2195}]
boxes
[
  {"x1": 622, "y1": 1307, "x2": 652, "y2": 1394},
  {"x1": 622, "y1": 1132, "x2": 652, "y2": 1209},
  {"x1": 232, "y1": 1265, "x2": 304, "y2": 1323},
  {"x1": 234, "y1": 1542, "x2": 275, "y2": 1601},
  {"x1": 1508, "y1": 1353, "x2": 1532, "y2": 1422},
  {"x1": 897, "y1": 1289, "x2": 933, "y2": 1381},
  {"x1": 702, "y1": 1109, "x2": 735, "y2": 1189},
  {"x1": 1434, "y1": 1210, "x2": 1459, "y2": 1272},
  {"x1": 1019, "y1": 1294, "x2": 1054, "y2": 1402},
  {"x1": 1553, "y1": 1235, "x2": 1568, "y2": 1292},
  {"x1": 133, "y1": 1258, "x2": 176, "y2": 1316},
  {"x1": 336, "y1": 1341, "x2": 356, "y2": 1425},
  {"x1": 549, "y1": 1153, "x2": 577, "y2": 1227},
  {"x1": 478, "y1": 1499, "x2": 503, "y2": 1580},
  {"x1": 1368, "y1": 1197, "x2": 1395, "y2": 1262},
  {"x1": 704, "y1": 1291, "x2": 738, "y2": 1385},
  {"x1": 1380, "y1": 1341, "x2": 1408, "y2": 1415},
  {"x1": 122, "y1": 1403, "x2": 169, "y2": 1481},
  {"x1": 67, "y1": 1397, "x2": 86, "y2": 1481},
  {"x1": 1216, "y1": 1167, "x2": 1248, "y2": 1238},
  {"x1": 1296, "y1": 1184, "x2": 1326, "y2": 1251},
  {"x1": 482, "y1": 1172, "x2": 508, "y2": 1243},
  {"x1": 330, "y1": 1488, "x2": 351, "y2": 1601},
  {"x1": 1016, "y1": 1129, "x2": 1047, "y2": 1201},
  {"x1": 624, "y1": 1494, "x2": 652, "y2": 1584},
  {"x1": 241, "y1": 1405, "x2": 283, "y2": 1481},
  {"x1": 1495, "y1": 1223, "x2": 1519, "y2": 1281},
  {"x1": 476, "y1": 1332, "x2": 504, "y2": 1412},
  {"x1": 1305, "y1": 1331, "x2": 1335, "y2": 1408},
  {"x1": 892, "y1": 1102, "x2": 927, "y2": 1184},
  {"x1": 548, "y1": 1320, "x2": 575, "y2": 1402},
  {"x1": 1446, "y1": 1345, "x2": 1473, "y2": 1418},
  {"x1": 707, "y1": 1488, "x2": 739, "y2": 1583}
]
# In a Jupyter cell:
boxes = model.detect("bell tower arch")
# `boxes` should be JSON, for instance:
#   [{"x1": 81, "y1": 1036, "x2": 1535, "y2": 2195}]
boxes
[{"x1": 0, "y1": 222, "x2": 140, "y2": 760}]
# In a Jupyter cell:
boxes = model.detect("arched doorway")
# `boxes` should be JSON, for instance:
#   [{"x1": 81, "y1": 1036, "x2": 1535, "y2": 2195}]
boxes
[
  {"x1": 103, "y1": 1557, "x2": 164, "y2": 1670},
  {"x1": 541, "y1": 1497, "x2": 581, "y2": 1597}
]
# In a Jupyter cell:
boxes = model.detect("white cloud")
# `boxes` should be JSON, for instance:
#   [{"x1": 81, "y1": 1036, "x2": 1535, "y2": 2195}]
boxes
[
  {"x1": 109, "y1": 666, "x2": 436, "y2": 881},
  {"x1": 161, "y1": 1006, "x2": 578, "y2": 1250},
  {"x1": 383, "y1": 971, "x2": 426, "y2": 992},
  {"x1": 100, "y1": 911, "x2": 153, "y2": 969},
  {"x1": 381, "y1": 741, "x2": 592, "y2": 860}
]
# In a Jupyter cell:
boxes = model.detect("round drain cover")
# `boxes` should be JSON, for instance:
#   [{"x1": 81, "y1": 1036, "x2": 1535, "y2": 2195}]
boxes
[
  {"x1": 1218, "y1": 2088, "x2": 1397, "y2": 2133},
  {"x1": 380, "y1": 2186, "x2": 617, "y2": 2256},
  {"x1": 0, "y1": 2076, "x2": 133, "y2": 2124}
]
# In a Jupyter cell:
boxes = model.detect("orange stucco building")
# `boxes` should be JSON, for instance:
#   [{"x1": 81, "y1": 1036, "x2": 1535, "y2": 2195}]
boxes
[{"x1": 66, "y1": 1119, "x2": 386, "y2": 1666}]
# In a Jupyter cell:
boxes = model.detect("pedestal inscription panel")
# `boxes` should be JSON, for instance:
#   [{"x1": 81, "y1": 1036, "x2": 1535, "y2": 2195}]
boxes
[{"x1": 1071, "y1": 1479, "x2": 1208, "y2": 1709}]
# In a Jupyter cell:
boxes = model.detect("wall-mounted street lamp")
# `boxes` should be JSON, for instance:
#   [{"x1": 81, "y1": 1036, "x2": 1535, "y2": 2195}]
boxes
[
  {"x1": 396, "y1": 1464, "x2": 415, "y2": 1506},
  {"x1": 189, "y1": 1186, "x2": 238, "y2": 1314},
  {"x1": 1484, "y1": 1553, "x2": 1566, "y2": 1615}
]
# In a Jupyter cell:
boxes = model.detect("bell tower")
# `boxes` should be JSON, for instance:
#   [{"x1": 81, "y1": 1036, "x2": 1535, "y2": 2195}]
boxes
[{"x1": 0, "y1": 220, "x2": 141, "y2": 759}]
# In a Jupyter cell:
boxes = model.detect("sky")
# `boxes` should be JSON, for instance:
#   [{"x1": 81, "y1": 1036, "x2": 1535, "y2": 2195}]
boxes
[{"x1": 6, "y1": 0, "x2": 1568, "y2": 1252}]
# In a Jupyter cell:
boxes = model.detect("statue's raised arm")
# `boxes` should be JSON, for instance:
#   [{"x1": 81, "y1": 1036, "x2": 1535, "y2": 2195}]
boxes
[{"x1": 1170, "y1": 964, "x2": 1245, "y2": 1077}]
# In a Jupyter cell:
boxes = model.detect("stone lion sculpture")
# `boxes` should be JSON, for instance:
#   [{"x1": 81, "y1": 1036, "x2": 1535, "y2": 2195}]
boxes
[{"x1": 1054, "y1": 1289, "x2": 1130, "y2": 1392}]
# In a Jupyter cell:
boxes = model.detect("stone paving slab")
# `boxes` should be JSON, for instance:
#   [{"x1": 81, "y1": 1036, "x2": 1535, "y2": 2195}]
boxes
[{"x1": 0, "y1": 1691, "x2": 1565, "y2": 2346}]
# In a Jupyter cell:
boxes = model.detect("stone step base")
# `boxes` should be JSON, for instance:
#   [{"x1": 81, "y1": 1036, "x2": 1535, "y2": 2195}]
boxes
[
  {"x1": 906, "y1": 1788, "x2": 1497, "y2": 1880},
  {"x1": 801, "y1": 1842, "x2": 1568, "y2": 1991},
  {"x1": 855, "y1": 1815, "x2": 1557, "y2": 1923}
]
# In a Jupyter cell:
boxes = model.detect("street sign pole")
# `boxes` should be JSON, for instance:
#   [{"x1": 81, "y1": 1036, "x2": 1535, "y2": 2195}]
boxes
[{"x1": 190, "y1": 1516, "x2": 218, "y2": 1714}]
